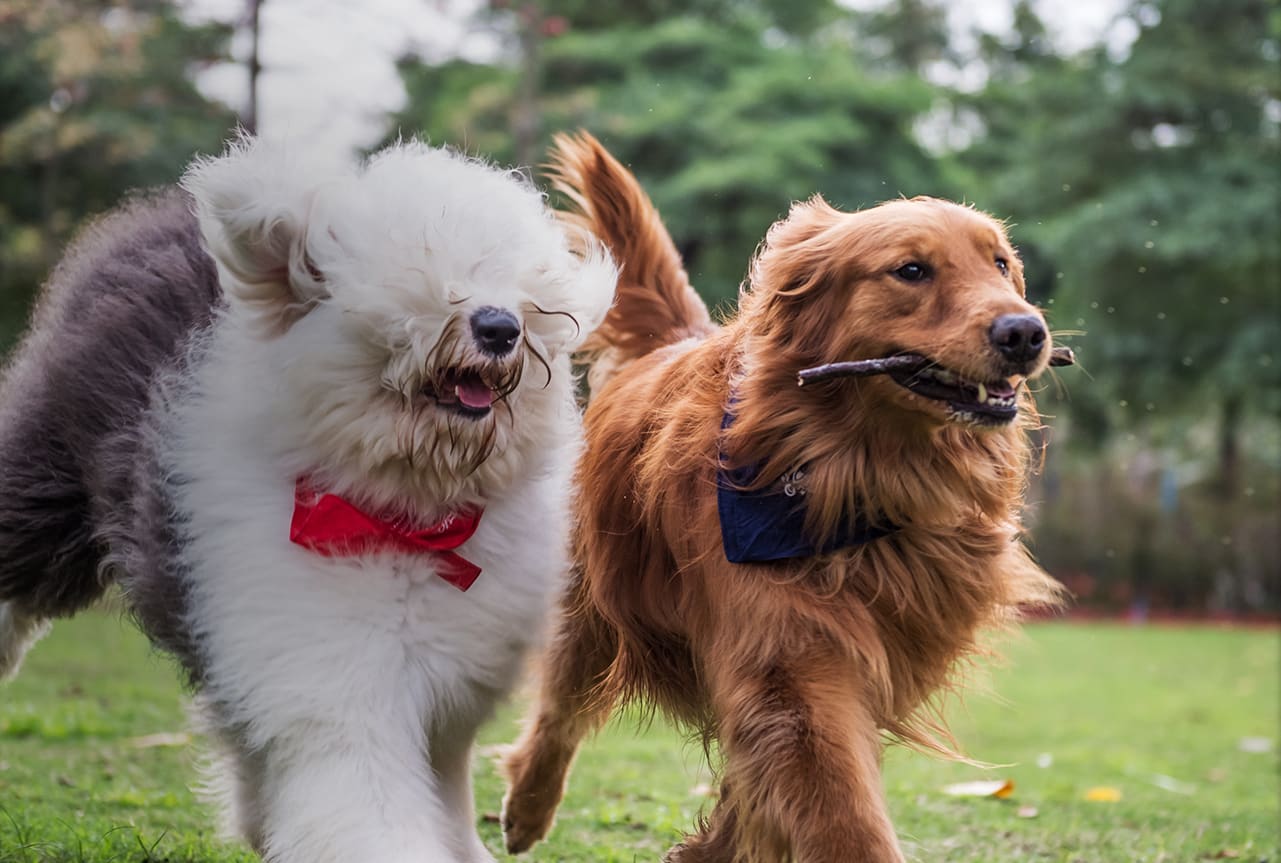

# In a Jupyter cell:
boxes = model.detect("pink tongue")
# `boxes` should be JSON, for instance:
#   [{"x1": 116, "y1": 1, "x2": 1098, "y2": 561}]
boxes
[{"x1": 456, "y1": 380, "x2": 495, "y2": 409}]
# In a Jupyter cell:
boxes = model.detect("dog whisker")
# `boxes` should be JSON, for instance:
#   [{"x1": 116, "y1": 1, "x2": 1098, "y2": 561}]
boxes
[
  {"x1": 526, "y1": 302, "x2": 582, "y2": 340},
  {"x1": 524, "y1": 338, "x2": 554, "y2": 390}
]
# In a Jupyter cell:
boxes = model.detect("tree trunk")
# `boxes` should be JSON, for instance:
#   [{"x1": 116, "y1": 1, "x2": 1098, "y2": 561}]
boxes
[
  {"x1": 512, "y1": 3, "x2": 543, "y2": 169},
  {"x1": 40, "y1": 143, "x2": 59, "y2": 271},
  {"x1": 245, "y1": 0, "x2": 263, "y2": 134},
  {"x1": 1217, "y1": 393, "x2": 1242, "y2": 500},
  {"x1": 1212, "y1": 393, "x2": 1244, "y2": 611}
]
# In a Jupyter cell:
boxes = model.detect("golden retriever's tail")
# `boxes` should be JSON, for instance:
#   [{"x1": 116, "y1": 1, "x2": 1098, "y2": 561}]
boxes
[{"x1": 546, "y1": 131, "x2": 714, "y2": 389}]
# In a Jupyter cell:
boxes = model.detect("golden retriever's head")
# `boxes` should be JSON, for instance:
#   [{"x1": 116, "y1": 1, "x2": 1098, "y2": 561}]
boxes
[{"x1": 741, "y1": 195, "x2": 1052, "y2": 430}]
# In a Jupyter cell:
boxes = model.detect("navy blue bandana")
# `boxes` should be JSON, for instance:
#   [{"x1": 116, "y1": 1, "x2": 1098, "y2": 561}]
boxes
[{"x1": 717, "y1": 408, "x2": 894, "y2": 563}]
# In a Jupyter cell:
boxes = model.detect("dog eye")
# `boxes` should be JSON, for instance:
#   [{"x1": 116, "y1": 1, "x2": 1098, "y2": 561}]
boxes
[
  {"x1": 995, "y1": 257, "x2": 1010, "y2": 276},
  {"x1": 893, "y1": 262, "x2": 931, "y2": 283}
]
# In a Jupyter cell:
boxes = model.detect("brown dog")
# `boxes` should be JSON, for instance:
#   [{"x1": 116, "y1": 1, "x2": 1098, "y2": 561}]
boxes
[{"x1": 502, "y1": 132, "x2": 1066, "y2": 863}]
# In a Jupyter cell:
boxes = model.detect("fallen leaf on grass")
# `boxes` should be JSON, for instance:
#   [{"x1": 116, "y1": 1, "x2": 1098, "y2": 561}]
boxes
[
  {"x1": 1149, "y1": 773, "x2": 1196, "y2": 795},
  {"x1": 130, "y1": 732, "x2": 191, "y2": 749},
  {"x1": 1206, "y1": 849, "x2": 1241, "y2": 859},
  {"x1": 1237, "y1": 736, "x2": 1272, "y2": 754},
  {"x1": 942, "y1": 779, "x2": 1014, "y2": 799},
  {"x1": 1083, "y1": 786, "x2": 1122, "y2": 802},
  {"x1": 1016, "y1": 805, "x2": 1038, "y2": 818}
]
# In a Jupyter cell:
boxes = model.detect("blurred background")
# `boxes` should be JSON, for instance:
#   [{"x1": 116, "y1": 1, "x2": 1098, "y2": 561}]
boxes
[{"x1": 2, "y1": 0, "x2": 1278, "y2": 618}]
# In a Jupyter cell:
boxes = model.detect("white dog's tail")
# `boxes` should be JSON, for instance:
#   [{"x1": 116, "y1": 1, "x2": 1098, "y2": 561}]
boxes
[{"x1": 546, "y1": 132, "x2": 716, "y2": 392}]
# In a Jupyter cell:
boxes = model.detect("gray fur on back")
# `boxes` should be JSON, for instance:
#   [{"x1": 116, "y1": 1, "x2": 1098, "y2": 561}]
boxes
[{"x1": 0, "y1": 187, "x2": 221, "y2": 681}]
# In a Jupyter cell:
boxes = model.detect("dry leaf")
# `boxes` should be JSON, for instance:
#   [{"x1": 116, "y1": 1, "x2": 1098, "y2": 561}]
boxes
[
  {"x1": 1084, "y1": 786, "x2": 1122, "y2": 802},
  {"x1": 942, "y1": 779, "x2": 1014, "y2": 799}
]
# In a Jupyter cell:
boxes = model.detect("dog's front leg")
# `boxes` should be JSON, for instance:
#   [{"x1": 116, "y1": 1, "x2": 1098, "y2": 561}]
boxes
[
  {"x1": 248, "y1": 719, "x2": 457, "y2": 863},
  {"x1": 707, "y1": 645, "x2": 905, "y2": 863},
  {"x1": 501, "y1": 567, "x2": 618, "y2": 854},
  {"x1": 431, "y1": 707, "x2": 499, "y2": 863}
]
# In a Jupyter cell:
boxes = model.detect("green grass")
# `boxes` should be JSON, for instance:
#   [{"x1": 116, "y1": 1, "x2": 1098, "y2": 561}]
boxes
[{"x1": 1, "y1": 613, "x2": 1277, "y2": 862}]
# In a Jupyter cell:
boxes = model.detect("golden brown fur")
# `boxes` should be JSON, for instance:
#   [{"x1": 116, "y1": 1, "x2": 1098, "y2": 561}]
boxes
[{"x1": 503, "y1": 132, "x2": 1065, "y2": 862}]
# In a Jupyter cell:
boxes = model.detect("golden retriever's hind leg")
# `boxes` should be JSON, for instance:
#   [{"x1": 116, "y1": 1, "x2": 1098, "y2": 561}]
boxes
[{"x1": 501, "y1": 569, "x2": 618, "y2": 854}]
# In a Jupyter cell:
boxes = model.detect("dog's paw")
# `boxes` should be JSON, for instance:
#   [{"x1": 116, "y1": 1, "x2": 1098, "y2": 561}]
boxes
[{"x1": 500, "y1": 790, "x2": 557, "y2": 855}]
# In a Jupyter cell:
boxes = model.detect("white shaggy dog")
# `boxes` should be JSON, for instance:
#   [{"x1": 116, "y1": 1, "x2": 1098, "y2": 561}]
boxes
[{"x1": 0, "y1": 137, "x2": 616, "y2": 862}]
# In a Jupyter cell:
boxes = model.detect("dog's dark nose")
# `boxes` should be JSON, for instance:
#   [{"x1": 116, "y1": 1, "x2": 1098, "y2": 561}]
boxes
[
  {"x1": 989, "y1": 314, "x2": 1047, "y2": 365},
  {"x1": 470, "y1": 307, "x2": 521, "y2": 357}
]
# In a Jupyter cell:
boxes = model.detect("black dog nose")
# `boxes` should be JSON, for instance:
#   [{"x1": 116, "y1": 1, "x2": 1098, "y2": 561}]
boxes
[
  {"x1": 470, "y1": 306, "x2": 521, "y2": 357},
  {"x1": 989, "y1": 314, "x2": 1047, "y2": 365}
]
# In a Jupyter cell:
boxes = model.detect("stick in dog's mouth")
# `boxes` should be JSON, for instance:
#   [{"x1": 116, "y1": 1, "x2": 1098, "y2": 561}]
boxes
[{"x1": 796, "y1": 346, "x2": 1076, "y2": 387}]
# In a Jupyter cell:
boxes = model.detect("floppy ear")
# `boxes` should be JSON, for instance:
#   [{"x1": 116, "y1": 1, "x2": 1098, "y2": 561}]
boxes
[
  {"x1": 749, "y1": 194, "x2": 845, "y2": 301},
  {"x1": 770, "y1": 194, "x2": 843, "y2": 249},
  {"x1": 528, "y1": 229, "x2": 618, "y2": 357},
  {"x1": 182, "y1": 135, "x2": 343, "y2": 335},
  {"x1": 561, "y1": 234, "x2": 618, "y2": 353},
  {"x1": 737, "y1": 195, "x2": 853, "y2": 359}
]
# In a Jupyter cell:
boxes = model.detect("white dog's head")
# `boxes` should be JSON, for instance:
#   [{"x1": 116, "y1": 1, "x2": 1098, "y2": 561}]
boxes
[{"x1": 182, "y1": 136, "x2": 616, "y2": 513}]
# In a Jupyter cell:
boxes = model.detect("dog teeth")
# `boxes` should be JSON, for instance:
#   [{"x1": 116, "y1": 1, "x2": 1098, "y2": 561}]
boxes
[
  {"x1": 920, "y1": 366, "x2": 1017, "y2": 409},
  {"x1": 982, "y1": 389, "x2": 1017, "y2": 408}
]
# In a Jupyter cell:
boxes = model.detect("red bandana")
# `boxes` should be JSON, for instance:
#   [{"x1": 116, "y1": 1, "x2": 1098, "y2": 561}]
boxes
[{"x1": 289, "y1": 479, "x2": 484, "y2": 591}]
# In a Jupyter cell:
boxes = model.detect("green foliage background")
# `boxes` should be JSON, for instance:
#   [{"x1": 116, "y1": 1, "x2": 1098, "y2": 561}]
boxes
[
  {"x1": 0, "y1": 0, "x2": 1277, "y2": 611},
  {"x1": 0, "y1": 0, "x2": 235, "y2": 347}
]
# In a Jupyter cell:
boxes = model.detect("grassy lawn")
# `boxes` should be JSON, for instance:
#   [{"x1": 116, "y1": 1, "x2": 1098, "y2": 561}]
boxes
[{"x1": 1, "y1": 613, "x2": 1276, "y2": 863}]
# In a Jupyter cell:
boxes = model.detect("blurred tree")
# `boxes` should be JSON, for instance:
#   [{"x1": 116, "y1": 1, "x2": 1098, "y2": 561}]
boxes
[
  {"x1": 386, "y1": 1, "x2": 953, "y2": 306},
  {"x1": 962, "y1": 0, "x2": 1281, "y2": 451},
  {"x1": 858, "y1": 0, "x2": 954, "y2": 75},
  {"x1": 963, "y1": 0, "x2": 1280, "y2": 611},
  {"x1": 0, "y1": 0, "x2": 236, "y2": 349}
]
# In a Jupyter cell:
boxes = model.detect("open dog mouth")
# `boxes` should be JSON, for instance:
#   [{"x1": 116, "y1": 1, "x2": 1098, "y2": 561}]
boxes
[
  {"x1": 888, "y1": 364, "x2": 1019, "y2": 425},
  {"x1": 423, "y1": 366, "x2": 503, "y2": 418},
  {"x1": 795, "y1": 347, "x2": 1075, "y2": 427}
]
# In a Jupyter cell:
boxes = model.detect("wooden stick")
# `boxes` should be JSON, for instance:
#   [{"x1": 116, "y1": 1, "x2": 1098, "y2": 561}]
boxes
[
  {"x1": 796, "y1": 346, "x2": 1076, "y2": 387},
  {"x1": 796, "y1": 355, "x2": 926, "y2": 386}
]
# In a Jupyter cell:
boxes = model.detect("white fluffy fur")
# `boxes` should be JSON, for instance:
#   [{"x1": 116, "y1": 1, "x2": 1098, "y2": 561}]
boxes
[
  {"x1": 0, "y1": 602, "x2": 50, "y2": 681},
  {"x1": 158, "y1": 137, "x2": 615, "y2": 861}
]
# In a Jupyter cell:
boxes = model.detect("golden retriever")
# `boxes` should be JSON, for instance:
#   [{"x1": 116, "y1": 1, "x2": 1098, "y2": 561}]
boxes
[{"x1": 502, "y1": 132, "x2": 1068, "y2": 863}]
